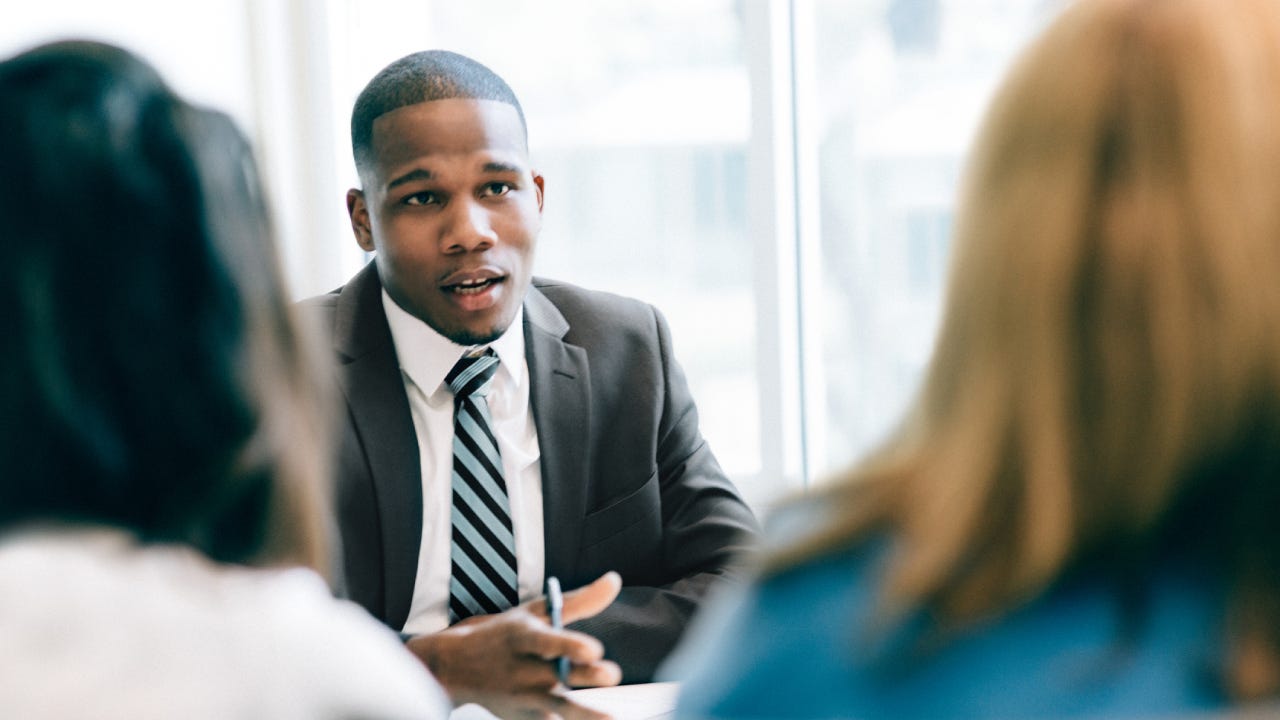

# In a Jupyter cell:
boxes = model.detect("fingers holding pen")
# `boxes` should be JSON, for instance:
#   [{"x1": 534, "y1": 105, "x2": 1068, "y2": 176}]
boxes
[
  {"x1": 528, "y1": 572, "x2": 621, "y2": 624},
  {"x1": 563, "y1": 572, "x2": 622, "y2": 623},
  {"x1": 521, "y1": 572, "x2": 624, "y2": 689},
  {"x1": 566, "y1": 658, "x2": 622, "y2": 688},
  {"x1": 416, "y1": 572, "x2": 624, "y2": 700},
  {"x1": 513, "y1": 623, "x2": 602, "y2": 662},
  {"x1": 510, "y1": 619, "x2": 622, "y2": 688}
]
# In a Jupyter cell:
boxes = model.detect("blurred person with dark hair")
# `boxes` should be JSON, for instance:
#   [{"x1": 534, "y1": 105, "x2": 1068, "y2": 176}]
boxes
[
  {"x1": 670, "y1": 0, "x2": 1280, "y2": 716},
  {"x1": 0, "y1": 40, "x2": 447, "y2": 718}
]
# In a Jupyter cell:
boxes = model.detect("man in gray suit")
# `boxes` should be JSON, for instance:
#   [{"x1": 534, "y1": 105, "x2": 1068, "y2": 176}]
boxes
[{"x1": 301, "y1": 50, "x2": 758, "y2": 703}]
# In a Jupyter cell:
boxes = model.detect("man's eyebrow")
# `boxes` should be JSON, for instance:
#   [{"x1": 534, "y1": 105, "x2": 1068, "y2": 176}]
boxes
[
  {"x1": 483, "y1": 161, "x2": 524, "y2": 174},
  {"x1": 386, "y1": 168, "x2": 432, "y2": 191}
]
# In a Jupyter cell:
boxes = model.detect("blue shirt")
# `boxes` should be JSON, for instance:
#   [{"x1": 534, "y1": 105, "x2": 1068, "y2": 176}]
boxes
[{"x1": 668, "y1": 542, "x2": 1233, "y2": 718}]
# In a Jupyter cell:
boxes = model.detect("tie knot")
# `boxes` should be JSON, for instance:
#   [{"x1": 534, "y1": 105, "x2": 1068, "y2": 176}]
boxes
[{"x1": 445, "y1": 349, "x2": 499, "y2": 398}]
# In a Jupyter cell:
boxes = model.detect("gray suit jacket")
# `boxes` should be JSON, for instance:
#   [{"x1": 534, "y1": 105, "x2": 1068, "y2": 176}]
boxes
[{"x1": 300, "y1": 263, "x2": 759, "y2": 681}]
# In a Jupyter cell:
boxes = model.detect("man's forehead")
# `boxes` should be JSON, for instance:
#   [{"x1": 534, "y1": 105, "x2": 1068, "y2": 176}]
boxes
[{"x1": 369, "y1": 98, "x2": 526, "y2": 156}]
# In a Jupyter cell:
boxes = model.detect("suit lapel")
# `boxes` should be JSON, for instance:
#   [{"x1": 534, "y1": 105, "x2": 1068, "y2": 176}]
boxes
[
  {"x1": 334, "y1": 263, "x2": 422, "y2": 628},
  {"x1": 524, "y1": 285, "x2": 592, "y2": 581}
]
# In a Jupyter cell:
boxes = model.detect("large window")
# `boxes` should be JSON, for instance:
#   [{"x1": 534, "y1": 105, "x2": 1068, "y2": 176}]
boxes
[
  {"x1": 0, "y1": 2, "x2": 255, "y2": 125},
  {"x1": 4, "y1": 0, "x2": 1065, "y2": 510},
  {"x1": 801, "y1": 0, "x2": 1064, "y2": 477}
]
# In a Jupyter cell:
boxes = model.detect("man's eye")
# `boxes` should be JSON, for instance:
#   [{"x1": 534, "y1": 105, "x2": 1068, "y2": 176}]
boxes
[
  {"x1": 404, "y1": 191, "x2": 439, "y2": 206},
  {"x1": 481, "y1": 182, "x2": 512, "y2": 197}
]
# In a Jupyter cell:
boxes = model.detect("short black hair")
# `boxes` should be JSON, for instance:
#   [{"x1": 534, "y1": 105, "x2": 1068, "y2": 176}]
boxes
[
  {"x1": 0, "y1": 40, "x2": 329, "y2": 568},
  {"x1": 350, "y1": 50, "x2": 527, "y2": 177}
]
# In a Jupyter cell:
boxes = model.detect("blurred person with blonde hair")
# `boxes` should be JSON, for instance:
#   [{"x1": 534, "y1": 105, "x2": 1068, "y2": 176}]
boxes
[
  {"x1": 0, "y1": 40, "x2": 447, "y2": 718},
  {"x1": 670, "y1": 0, "x2": 1280, "y2": 716}
]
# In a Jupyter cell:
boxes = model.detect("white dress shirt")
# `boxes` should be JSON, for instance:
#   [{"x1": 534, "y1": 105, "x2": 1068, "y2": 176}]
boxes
[{"x1": 381, "y1": 290, "x2": 545, "y2": 635}]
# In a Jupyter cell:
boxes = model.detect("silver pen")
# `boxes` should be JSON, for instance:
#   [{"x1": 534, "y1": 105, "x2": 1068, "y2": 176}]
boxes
[{"x1": 544, "y1": 576, "x2": 571, "y2": 686}]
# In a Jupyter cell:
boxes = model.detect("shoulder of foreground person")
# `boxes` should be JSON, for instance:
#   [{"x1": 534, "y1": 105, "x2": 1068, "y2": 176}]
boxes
[
  {"x1": 670, "y1": 538, "x2": 1241, "y2": 719},
  {"x1": 663, "y1": 542, "x2": 878, "y2": 718},
  {"x1": 0, "y1": 529, "x2": 450, "y2": 719}
]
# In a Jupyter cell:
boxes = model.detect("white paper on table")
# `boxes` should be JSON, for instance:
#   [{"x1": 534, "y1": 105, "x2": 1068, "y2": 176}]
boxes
[
  {"x1": 448, "y1": 682, "x2": 680, "y2": 720},
  {"x1": 567, "y1": 681, "x2": 680, "y2": 719}
]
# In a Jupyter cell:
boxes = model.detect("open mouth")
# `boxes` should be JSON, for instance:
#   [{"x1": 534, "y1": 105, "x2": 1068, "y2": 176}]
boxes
[{"x1": 444, "y1": 276, "x2": 504, "y2": 295}]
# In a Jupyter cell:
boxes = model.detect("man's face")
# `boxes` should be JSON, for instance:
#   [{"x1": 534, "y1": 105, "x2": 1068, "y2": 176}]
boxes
[{"x1": 348, "y1": 98, "x2": 544, "y2": 345}]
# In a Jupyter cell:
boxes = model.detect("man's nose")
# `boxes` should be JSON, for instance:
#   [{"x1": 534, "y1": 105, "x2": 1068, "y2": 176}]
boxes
[{"x1": 442, "y1": 198, "x2": 497, "y2": 253}]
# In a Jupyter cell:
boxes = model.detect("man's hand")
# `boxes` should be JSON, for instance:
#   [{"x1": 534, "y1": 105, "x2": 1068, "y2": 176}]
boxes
[{"x1": 405, "y1": 572, "x2": 624, "y2": 704}]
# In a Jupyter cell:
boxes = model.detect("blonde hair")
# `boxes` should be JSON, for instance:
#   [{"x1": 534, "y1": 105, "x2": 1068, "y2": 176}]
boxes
[{"x1": 775, "y1": 0, "x2": 1280, "y2": 699}]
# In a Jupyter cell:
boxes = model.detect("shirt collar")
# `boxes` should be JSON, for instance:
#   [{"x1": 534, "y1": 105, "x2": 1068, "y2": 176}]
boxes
[{"x1": 380, "y1": 289, "x2": 526, "y2": 398}]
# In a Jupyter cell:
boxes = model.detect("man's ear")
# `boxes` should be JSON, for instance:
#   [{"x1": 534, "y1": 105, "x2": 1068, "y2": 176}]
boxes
[
  {"x1": 533, "y1": 173, "x2": 545, "y2": 213},
  {"x1": 347, "y1": 189, "x2": 376, "y2": 252}
]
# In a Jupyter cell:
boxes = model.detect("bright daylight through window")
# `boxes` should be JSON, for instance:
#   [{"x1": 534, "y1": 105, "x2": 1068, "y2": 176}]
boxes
[{"x1": 2, "y1": 0, "x2": 1067, "y2": 510}]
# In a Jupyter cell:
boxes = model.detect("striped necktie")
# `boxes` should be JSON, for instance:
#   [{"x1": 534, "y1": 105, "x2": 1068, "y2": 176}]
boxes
[{"x1": 445, "y1": 349, "x2": 519, "y2": 623}]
